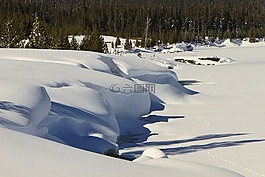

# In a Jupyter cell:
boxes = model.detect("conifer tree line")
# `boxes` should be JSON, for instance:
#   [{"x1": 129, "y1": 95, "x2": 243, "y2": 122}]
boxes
[{"x1": 0, "y1": 0, "x2": 265, "y2": 51}]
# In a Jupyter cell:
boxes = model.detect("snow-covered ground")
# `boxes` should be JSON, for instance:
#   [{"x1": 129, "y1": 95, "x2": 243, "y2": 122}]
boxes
[
  {"x1": 120, "y1": 42, "x2": 265, "y2": 177},
  {"x1": 0, "y1": 41, "x2": 264, "y2": 177}
]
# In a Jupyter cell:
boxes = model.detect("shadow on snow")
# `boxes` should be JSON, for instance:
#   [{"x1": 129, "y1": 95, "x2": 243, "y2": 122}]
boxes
[{"x1": 121, "y1": 132, "x2": 265, "y2": 159}]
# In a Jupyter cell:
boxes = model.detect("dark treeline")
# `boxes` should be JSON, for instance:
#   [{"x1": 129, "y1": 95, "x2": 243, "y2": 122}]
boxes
[{"x1": 0, "y1": 0, "x2": 265, "y2": 49}]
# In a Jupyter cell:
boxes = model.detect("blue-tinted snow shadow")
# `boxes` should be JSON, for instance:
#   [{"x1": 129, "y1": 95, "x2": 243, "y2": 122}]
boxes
[
  {"x1": 0, "y1": 101, "x2": 115, "y2": 154},
  {"x1": 121, "y1": 133, "x2": 265, "y2": 159},
  {"x1": 118, "y1": 101, "x2": 185, "y2": 160},
  {"x1": 39, "y1": 102, "x2": 117, "y2": 154},
  {"x1": 118, "y1": 115, "x2": 184, "y2": 149},
  {"x1": 0, "y1": 101, "x2": 30, "y2": 126},
  {"x1": 179, "y1": 80, "x2": 202, "y2": 86},
  {"x1": 139, "y1": 133, "x2": 248, "y2": 146},
  {"x1": 162, "y1": 138, "x2": 265, "y2": 155},
  {"x1": 118, "y1": 114, "x2": 184, "y2": 148},
  {"x1": 149, "y1": 101, "x2": 165, "y2": 112},
  {"x1": 141, "y1": 114, "x2": 185, "y2": 124}
]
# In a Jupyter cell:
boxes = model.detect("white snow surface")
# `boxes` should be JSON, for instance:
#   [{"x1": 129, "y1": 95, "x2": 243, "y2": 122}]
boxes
[
  {"x1": 0, "y1": 127, "x2": 179, "y2": 177},
  {"x1": 0, "y1": 127, "x2": 243, "y2": 177},
  {"x1": 0, "y1": 80, "x2": 51, "y2": 132},
  {"x1": 120, "y1": 43, "x2": 265, "y2": 177},
  {"x1": 113, "y1": 55, "x2": 197, "y2": 103},
  {"x1": 0, "y1": 48, "x2": 154, "y2": 154},
  {"x1": 1, "y1": 42, "x2": 265, "y2": 177}
]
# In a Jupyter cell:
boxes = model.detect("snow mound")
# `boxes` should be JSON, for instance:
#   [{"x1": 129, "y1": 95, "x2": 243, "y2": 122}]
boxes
[
  {"x1": 0, "y1": 80, "x2": 51, "y2": 134},
  {"x1": 113, "y1": 54, "x2": 174, "y2": 76},
  {"x1": 81, "y1": 81, "x2": 150, "y2": 120},
  {"x1": 0, "y1": 49, "x2": 152, "y2": 154},
  {"x1": 39, "y1": 86, "x2": 120, "y2": 154},
  {"x1": 113, "y1": 55, "x2": 197, "y2": 104},
  {"x1": 141, "y1": 148, "x2": 168, "y2": 159}
]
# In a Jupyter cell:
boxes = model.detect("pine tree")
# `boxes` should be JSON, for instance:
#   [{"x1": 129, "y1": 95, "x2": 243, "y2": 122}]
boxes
[
  {"x1": 103, "y1": 43, "x2": 109, "y2": 53},
  {"x1": 0, "y1": 20, "x2": 19, "y2": 48},
  {"x1": 89, "y1": 27, "x2": 105, "y2": 53},
  {"x1": 80, "y1": 35, "x2": 91, "y2": 51},
  {"x1": 56, "y1": 35, "x2": 70, "y2": 50},
  {"x1": 26, "y1": 14, "x2": 50, "y2": 49},
  {"x1": 80, "y1": 28, "x2": 105, "y2": 53},
  {"x1": 49, "y1": 37, "x2": 56, "y2": 49},
  {"x1": 124, "y1": 38, "x2": 132, "y2": 50},
  {"x1": 0, "y1": 0, "x2": 264, "y2": 44},
  {"x1": 135, "y1": 39, "x2": 140, "y2": 47}
]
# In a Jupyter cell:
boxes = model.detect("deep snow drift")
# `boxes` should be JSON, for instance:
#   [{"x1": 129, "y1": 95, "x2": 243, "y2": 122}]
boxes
[
  {"x1": 0, "y1": 81, "x2": 51, "y2": 132},
  {"x1": 1, "y1": 42, "x2": 264, "y2": 177},
  {"x1": 0, "y1": 48, "x2": 213, "y2": 177}
]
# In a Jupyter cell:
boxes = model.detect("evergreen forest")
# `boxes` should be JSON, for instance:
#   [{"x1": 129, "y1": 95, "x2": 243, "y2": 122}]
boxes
[{"x1": 0, "y1": 0, "x2": 265, "y2": 51}]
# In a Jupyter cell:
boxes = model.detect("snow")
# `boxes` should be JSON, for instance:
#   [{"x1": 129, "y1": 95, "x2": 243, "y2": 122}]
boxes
[
  {"x1": 140, "y1": 148, "x2": 168, "y2": 159},
  {"x1": 0, "y1": 127, "x2": 178, "y2": 177},
  {"x1": 120, "y1": 43, "x2": 265, "y2": 177},
  {"x1": 0, "y1": 80, "x2": 51, "y2": 134},
  {"x1": 140, "y1": 158, "x2": 243, "y2": 177},
  {"x1": 173, "y1": 55, "x2": 234, "y2": 65},
  {"x1": 0, "y1": 49, "x2": 111, "y2": 73},
  {"x1": 0, "y1": 127, "x2": 243, "y2": 177},
  {"x1": 0, "y1": 48, "x2": 152, "y2": 154},
  {"x1": 133, "y1": 148, "x2": 242, "y2": 177},
  {"x1": 1, "y1": 41, "x2": 265, "y2": 177},
  {"x1": 113, "y1": 55, "x2": 197, "y2": 104}
]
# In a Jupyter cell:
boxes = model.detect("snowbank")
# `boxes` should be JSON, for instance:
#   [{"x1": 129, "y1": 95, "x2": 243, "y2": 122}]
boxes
[
  {"x1": 0, "y1": 127, "x2": 180, "y2": 177},
  {"x1": 0, "y1": 49, "x2": 152, "y2": 154},
  {"x1": 0, "y1": 48, "x2": 111, "y2": 73},
  {"x1": 0, "y1": 80, "x2": 51, "y2": 134},
  {"x1": 113, "y1": 55, "x2": 197, "y2": 104},
  {"x1": 40, "y1": 86, "x2": 120, "y2": 154},
  {"x1": 0, "y1": 47, "x2": 252, "y2": 177}
]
